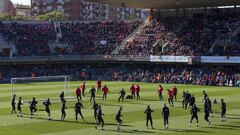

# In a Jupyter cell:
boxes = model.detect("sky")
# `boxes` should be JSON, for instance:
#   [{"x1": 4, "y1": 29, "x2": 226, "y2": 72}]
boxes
[{"x1": 11, "y1": 0, "x2": 30, "y2": 5}]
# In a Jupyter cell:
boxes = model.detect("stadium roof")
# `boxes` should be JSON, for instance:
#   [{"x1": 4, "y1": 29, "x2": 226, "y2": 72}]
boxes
[{"x1": 88, "y1": 0, "x2": 240, "y2": 9}]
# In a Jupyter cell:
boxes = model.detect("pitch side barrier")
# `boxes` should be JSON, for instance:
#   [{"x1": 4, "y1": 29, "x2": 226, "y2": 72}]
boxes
[{"x1": 0, "y1": 55, "x2": 240, "y2": 64}]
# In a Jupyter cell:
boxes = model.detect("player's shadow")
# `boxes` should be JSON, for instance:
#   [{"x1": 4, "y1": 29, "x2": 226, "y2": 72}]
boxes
[
  {"x1": 104, "y1": 129, "x2": 156, "y2": 134},
  {"x1": 156, "y1": 128, "x2": 213, "y2": 133}
]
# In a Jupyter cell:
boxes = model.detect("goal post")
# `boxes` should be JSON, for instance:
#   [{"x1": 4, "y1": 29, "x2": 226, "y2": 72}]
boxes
[{"x1": 10, "y1": 75, "x2": 72, "y2": 99}]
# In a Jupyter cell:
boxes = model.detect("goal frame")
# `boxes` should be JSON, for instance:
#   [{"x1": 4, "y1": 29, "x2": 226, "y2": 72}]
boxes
[{"x1": 10, "y1": 75, "x2": 71, "y2": 98}]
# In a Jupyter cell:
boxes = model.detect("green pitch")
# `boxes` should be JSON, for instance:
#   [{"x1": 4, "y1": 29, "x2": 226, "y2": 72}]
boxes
[{"x1": 0, "y1": 81, "x2": 240, "y2": 135}]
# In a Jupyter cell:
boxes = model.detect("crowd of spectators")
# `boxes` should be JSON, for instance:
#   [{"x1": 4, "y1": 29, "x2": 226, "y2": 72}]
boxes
[
  {"x1": 119, "y1": 9, "x2": 240, "y2": 56},
  {"x1": 0, "y1": 64, "x2": 237, "y2": 87}
]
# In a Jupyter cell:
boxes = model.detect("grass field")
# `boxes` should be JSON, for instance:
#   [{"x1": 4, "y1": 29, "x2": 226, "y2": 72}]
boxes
[{"x1": 0, "y1": 81, "x2": 240, "y2": 135}]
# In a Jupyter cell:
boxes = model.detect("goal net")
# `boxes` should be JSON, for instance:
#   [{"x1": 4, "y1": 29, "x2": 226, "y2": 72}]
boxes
[{"x1": 10, "y1": 75, "x2": 73, "y2": 101}]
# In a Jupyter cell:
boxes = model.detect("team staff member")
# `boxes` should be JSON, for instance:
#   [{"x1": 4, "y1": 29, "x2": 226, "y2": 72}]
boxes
[
  {"x1": 102, "y1": 85, "x2": 109, "y2": 101},
  {"x1": 74, "y1": 99, "x2": 85, "y2": 122},
  {"x1": 144, "y1": 105, "x2": 154, "y2": 129},
  {"x1": 43, "y1": 98, "x2": 51, "y2": 120},
  {"x1": 118, "y1": 88, "x2": 126, "y2": 103},
  {"x1": 95, "y1": 105, "x2": 105, "y2": 130},
  {"x1": 162, "y1": 103, "x2": 170, "y2": 129}
]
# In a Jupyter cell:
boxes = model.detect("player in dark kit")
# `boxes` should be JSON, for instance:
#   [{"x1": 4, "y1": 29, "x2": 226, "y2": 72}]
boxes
[
  {"x1": 43, "y1": 98, "x2": 51, "y2": 120},
  {"x1": 118, "y1": 88, "x2": 126, "y2": 103},
  {"x1": 221, "y1": 99, "x2": 226, "y2": 122},
  {"x1": 61, "y1": 99, "x2": 66, "y2": 121},
  {"x1": 60, "y1": 91, "x2": 65, "y2": 103},
  {"x1": 202, "y1": 90, "x2": 208, "y2": 102},
  {"x1": 205, "y1": 97, "x2": 213, "y2": 117},
  {"x1": 144, "y1": 105, "x2": 154, "y2": 129},
  {"x1": 29, "y1": 97, "x2": 38, "y2": 119},
  {"x1": 185, "y1": 91, "x2": 191, "y2": 110},
  {"x1": 89, "y1": 86, "x2": 96, "y2": 102},
  {"x1": 182, "y1": 91, "x2": 186, "y2": 108},
  {"x1": 162, "y1": 103, "x2": 170, "y2": 129},
  {"x1": 92, "y1": 101, "x2": 98, "y2": 120},
  {"x1": 188, "y1": 94, "x2": 195, "y2": 109},
  {"x1": 116, "y1": 107, "x2": 123, "y2": 131},
  {"x1": 17, "y1": 97, "x2": 23, "y2": 117},
  {"x1": 189, "y1": 104, "x2": 200, "y2": 127},
  {"x1": 95, "y1": 105, "x2": 105, "y2": 130},
  {"x1": 11, "y1": 94, "x2": 16, "y2": 114},
  {"x1": 204, "y1": 99, "x2": 211, "y2": 125},
  {"x1": 74, "y1": 99, "x2": 85, "y2": 122},
  {"x1": 157, "y1": 84, "x2": 163, "y2": 101}
]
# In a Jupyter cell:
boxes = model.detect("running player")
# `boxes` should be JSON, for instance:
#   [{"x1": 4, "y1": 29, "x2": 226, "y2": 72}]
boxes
[
  {"x1": 144, "y1": 105, "x2": 154, "y2": 129},
  {"x1": 185, "y1": 91, "x2": 191, "y2": 110},
  {"x1": 221, "y1": 99, "x2": 226, "y2": 122},
  {"x1": 81, "y1": 82, "x2": 86, "y2": 97},
  {"x1": 157, "y1": 84, "x2": 163, "y2": 101},
  {"x1": 118, "y1": 88, "x2": 126, "y2": 103},
  {"x1": 60, "y1": 91, "x2": 65, "y2": 103},
  {"x1": 205, "y1": 97, "x2": 213, "y2": 117},
  {"x1": 92, "y1": 101, "x2": 98, "y2": 120},
  {"x1": 102, "y1": 84, "x2": 108, "y2": 101},
  {"x1": 135, "y1": 84, "x2": 140, "y2": 100},
  {"x1": 204, "y1": 99, "x2": 211, "y2": 125},
  {"x1": 29, "y1": 97, "x2": 38, "y2": 119},
  {"x1": 95, "y1": 105, "x2": 105, "y2": 130},
  {"x1": 171, "y1": 86, "x2": 177, "y2": 101},
  {"x1": 61, "y1": 99, "x2": 66, "y2": 121},
  {"x1": 76, "y1": 86, "x2": 82, "y2": 101},
  {"x1": 89, "y1": 86, "x2": 96, "y2": 102},
  {"x1": 74, "y1": 99, "x2": 85, "y2": 122},
  {"x1": 167, "y1": 89, "x2": 174, "y2": 107},
  {"x1": 189, "y1": 104, "x2": 200, "y2": 127},
  {"x1": 11, "y1": 94, "x2": 16, "y2": 114},
  {"x1": 43, "y1": 98, "x2": 51, "y2": 120},
  {"x1": 116, "y1": 107, "x2": 123, "y2": 131},
  {"x1": 202, "y1": 90, "x2": 208, "y2": 102},
  {"x1": 17, "y1": 97, "x2": 23, "y2": 117},
  {"x1": 162, "y1": 103, "x2": 170, "y2": 129},
  {"x1": 97, "y1": 79, "x2": 102, "y2": 92},
  {"x1": 188, "y1": 94, "x2": 195, "y2": 109}
]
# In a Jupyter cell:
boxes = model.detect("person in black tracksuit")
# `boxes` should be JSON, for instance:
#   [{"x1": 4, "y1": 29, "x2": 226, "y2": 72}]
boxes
[
  {"x1": 74, "y1": 99, "x2": 85, "y2": 122},
  {"x1": 116, "y1": 107, "x2": 123, "y2": 130},
  {"x1": 205, "y1": 97, "x2": 213, "y2": 117},
  {"x1": 221, "y1": 99, "x2": 226, "y2": 121},
  {"x1": 204, "y1": 100, "x2": 211, "y2": 125},
  {"x1": 43, "y1": 98, "x2": 51, "y2": 120},
  {"x1": 188, "y1": 94, "x2": 195, "y2": 109},
  {"x1": 61, "y1": 99, "x2": 66, "y2": 121},
  {"x1": 89, "y1": 86, "x2": 96, "y2": 102},
  {"x1": 185, "y1": 91, "x2": 191, "y2": 110},
  {"x1": 162, "y1": 103, "x2": 170, "y2": 129},
  {"x1": 202, "y1": 91, "x2": 208, "y2": 102},
  {"x1": 182, "y1": 91, "x2": 186, "y2": 108},
  {"x1": 189, "y1": 104, "x2": 200, "y2": 127},
  {"x1": 118, "y1": 88, "x2": 126, "y2": 103},
  {"x1": 60, "y1": 91, "x2": 65, "y2": 103},
  {"x1": 17, "y1": 97, "x2": 23, "y2": 117},
  {"x1": 92, "y1": 101, "x2": 98, "y2": 120},
  {"x1": 29, "y1": 97, "x2": 38, "y2": 119},
  {"x1": 144, "y1": 105, "x2": 154, "y2": 129},
  {"x1": 11, "y1": 94, "x2": 16, "y2": 114},
  {"x1": 95, "y1": 105, "x2": 105, "y2": 130}
]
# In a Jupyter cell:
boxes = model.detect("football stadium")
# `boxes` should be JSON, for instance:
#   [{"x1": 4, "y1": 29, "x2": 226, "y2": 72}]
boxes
[{"x1": 0, "y1": 0, "x2": 240, "y2": 135}]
